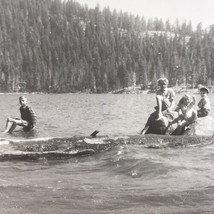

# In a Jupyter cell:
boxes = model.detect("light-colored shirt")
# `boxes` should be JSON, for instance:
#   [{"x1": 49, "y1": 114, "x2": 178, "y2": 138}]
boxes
[{"x1": 156, "y1": 88, "x2": 175, "y2": 102}]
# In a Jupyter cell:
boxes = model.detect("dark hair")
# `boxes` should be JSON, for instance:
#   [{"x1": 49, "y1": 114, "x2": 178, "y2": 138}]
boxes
[
  {"x1": 157, "y1": 77, "x2": 168, "y2": 86},
  {"x1": 19, "y1": 96, "x2": 26, "y2": 101},
  {"x1": 200, "y1": 87, "x2": 209, "y2": 94},
  {"x1": 19, "y1": 96, "x2": 27, "y2": 104}
]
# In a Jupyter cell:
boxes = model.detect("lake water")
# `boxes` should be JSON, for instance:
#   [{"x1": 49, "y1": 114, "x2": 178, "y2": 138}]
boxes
[{"x1": 0, "y1": 93, "x2": 214, "y2": 214}]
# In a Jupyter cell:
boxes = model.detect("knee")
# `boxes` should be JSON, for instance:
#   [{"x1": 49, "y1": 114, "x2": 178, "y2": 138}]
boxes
[
  {"x1": 156, "y1": 95, "x2": 163, "y2": 101},
  {"x1": 7, "y1": 117, "x2": 15, "y2": 122}
]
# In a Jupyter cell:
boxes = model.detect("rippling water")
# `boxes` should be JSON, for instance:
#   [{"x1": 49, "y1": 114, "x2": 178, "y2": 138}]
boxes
[{"x1": 0, "y1": 93, "x2": 214, "y2": 214}]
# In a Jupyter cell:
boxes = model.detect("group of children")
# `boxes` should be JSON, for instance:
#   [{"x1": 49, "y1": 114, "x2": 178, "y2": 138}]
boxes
[
  {"x1": 141, "y1": 77, "x2": 211, "y2": 135},
  {"x1": 3, "y1": 78, "x2": 211, "y2": 135}
]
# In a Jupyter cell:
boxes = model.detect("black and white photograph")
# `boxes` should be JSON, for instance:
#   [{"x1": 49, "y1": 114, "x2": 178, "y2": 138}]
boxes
[{"x1": 0, "y1": 0, "x2": 214, "y2": 213}]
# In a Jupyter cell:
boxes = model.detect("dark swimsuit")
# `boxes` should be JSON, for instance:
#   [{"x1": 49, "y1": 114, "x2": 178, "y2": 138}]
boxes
[{"x1": 19, "y1": 106, "x2": 37, "y2": 131}]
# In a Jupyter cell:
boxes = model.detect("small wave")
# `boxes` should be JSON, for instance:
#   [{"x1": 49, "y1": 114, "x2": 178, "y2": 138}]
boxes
[{"x1": 0, "y1": 135, "x2": 213, "y2": 161}]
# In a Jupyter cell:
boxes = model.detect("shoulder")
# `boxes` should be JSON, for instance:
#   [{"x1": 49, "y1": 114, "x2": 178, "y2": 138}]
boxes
[
  {"x1": 198, "y1": 98, "x2": 203, "y2": 103},
  {"x1": 168, "y1": 88, "x2": 175, "y2": 93},
  {"x1": 27, "y1": 105, "x2": 33, "y2": 110},
  {"x1": 156, "y1": 89, "x2": 162, "y2": 95},
  {"x1": 26, "y1": 106, "x2": 36, "y2": 114},
  {"x1": 205, "y1": 97, "x2": 210, "y2": 102},
  {"x1": 167, "y1": 88, "x2": 175, "y2": 97}
]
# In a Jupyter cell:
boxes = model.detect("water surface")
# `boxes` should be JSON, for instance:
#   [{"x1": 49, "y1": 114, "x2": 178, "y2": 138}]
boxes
[{"x1": 0, "y1": 93, "x2": 214, "y2": 214}]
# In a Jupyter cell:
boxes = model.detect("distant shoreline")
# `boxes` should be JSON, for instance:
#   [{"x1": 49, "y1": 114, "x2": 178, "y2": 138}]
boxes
[
  {"x1": 0, "y1": 86, "x2": 212, "y2": 95},
  {"x1": 109, "y1": 86, "x2": 204, "y2": 95}
]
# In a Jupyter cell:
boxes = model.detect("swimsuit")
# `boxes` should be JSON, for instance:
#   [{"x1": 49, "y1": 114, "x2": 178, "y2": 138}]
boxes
[
  {"x1": 19, "y1": 106, "x2": 36, "y2": 131},
  {"x1": 198, "y1": 97, "x2": 211, "y2": 118}
]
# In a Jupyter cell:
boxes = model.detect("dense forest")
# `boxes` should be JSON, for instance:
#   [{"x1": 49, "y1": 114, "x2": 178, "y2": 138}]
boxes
[{"x1": 0, "y1": 0, "x2": 214, "y2": 93}]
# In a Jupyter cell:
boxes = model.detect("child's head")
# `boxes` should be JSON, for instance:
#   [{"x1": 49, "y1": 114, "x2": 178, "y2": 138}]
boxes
[
  {"x1": 157, "y1": 77, "x2": 168, "y2": 89},
  {"x1": 178, "y1": 94, "x2": 191, "y2": 107},
  {"x1": 200, "y1": 87, "x2": 209, "y2": 97},
  {"x1": 19, "y1": 96, "x2": 28, "y2": 106}
]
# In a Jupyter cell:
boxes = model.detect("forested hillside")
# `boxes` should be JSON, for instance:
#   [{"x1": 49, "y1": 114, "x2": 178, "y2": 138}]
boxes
[{"x1": 0, "y1": 0, "x2": 214, "y2": 93}]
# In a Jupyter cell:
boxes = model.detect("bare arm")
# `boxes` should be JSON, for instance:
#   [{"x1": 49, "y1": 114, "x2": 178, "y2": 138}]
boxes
[
  {"x1": 168, "y1": 112, "x2": 182, "y2": 125},
  {"x1": 189, "y1": 95, "x2": 196, "y2": 108},
  {"x1": 179, "y1": 110, "x2": 197, "y2": 127},
  {"x1": 168, "y1": 99, "x2": 175, "y2": 110}
]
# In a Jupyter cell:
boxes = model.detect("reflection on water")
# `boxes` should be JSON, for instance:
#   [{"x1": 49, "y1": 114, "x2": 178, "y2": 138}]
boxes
[{"x1": 0, "y1": 93, "x2": 214, "y2": 214}]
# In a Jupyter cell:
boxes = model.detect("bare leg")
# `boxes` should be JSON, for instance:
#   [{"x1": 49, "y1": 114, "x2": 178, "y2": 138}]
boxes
[
  {"x1": 7, "y1": 122, "x2": 17, "y2": 133},
  {"x1": 156, "y1": 95, "x2": 163, "y2": 120},
  {"x1": 4, "y1": 118, "x2": 17, "y2": 133},
  {"x1": 140, "y1": 126, "x2": 149, "y2": 135},
  {"x1": 171, "y1": 125, "x2": 184, "y2": 135},
  {"x1": 140, "y1": 112, "x2": 157, "y2": 134}
]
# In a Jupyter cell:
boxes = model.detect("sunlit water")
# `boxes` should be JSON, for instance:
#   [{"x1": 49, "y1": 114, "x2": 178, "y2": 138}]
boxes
[{"x1": 0, "y1": 93, "x2": 214, "y2": 214}]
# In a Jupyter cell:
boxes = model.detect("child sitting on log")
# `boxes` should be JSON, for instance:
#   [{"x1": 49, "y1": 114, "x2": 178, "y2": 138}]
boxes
[
  {"x1": 4, "y1": 96, "x2": 36, "y2": 133},
  {"x1": 197, "y1": 86, "x2": 211, "y2": 117},
  {"x1": 169, "y1": 94, "x2": 197, "y2": 135},
  {"x1": 141, "y1": 77, "x2": 175, "y2": 134}
]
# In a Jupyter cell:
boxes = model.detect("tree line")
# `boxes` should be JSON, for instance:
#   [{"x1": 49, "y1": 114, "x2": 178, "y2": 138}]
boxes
[{"x1": 0, "y1": 0, "x2": 214, "y2": 93}]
